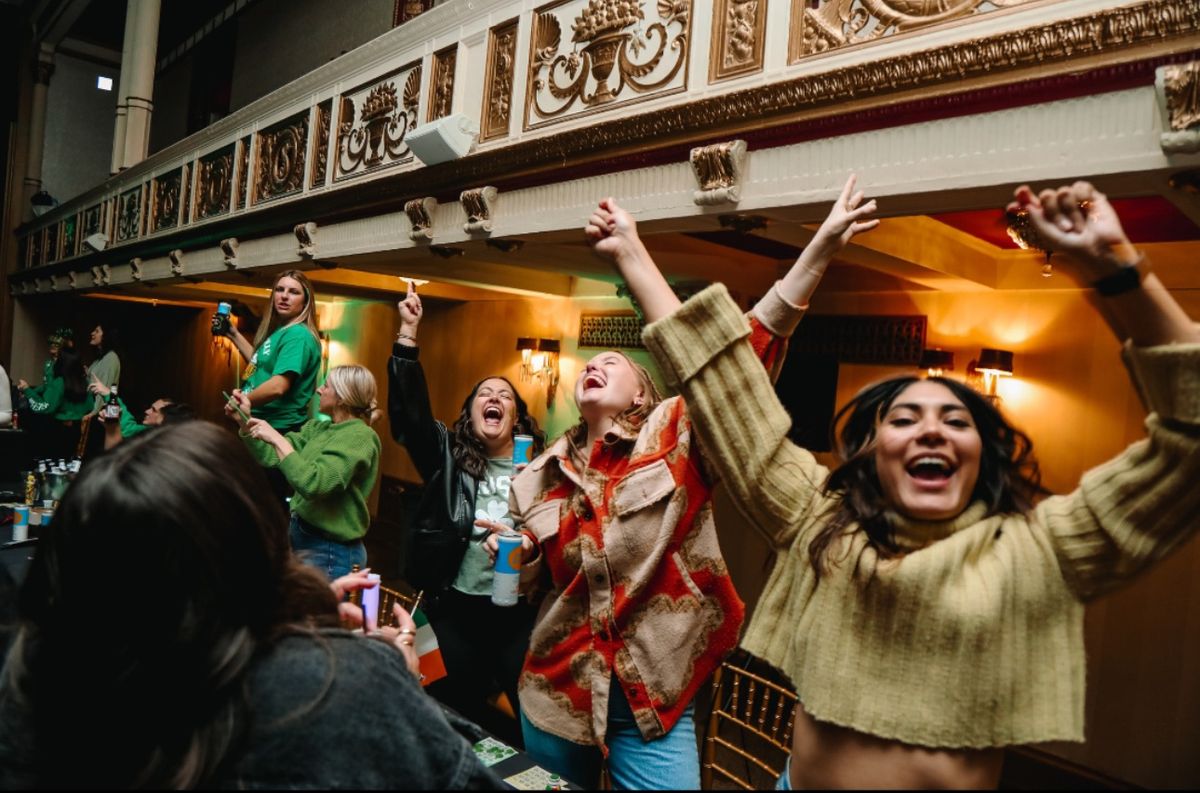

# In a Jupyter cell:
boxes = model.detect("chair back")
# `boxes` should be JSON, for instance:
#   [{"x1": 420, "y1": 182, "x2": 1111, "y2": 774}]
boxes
[
  {"x1": 702, "y1": 653, "x2": 798, "y2": 790},
  {"x1": 375, "y1": 583, "x2": 423, "y2": 627}
]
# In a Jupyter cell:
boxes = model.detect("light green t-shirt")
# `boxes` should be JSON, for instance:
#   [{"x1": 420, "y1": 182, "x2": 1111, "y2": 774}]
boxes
[
  {"x1": 452, "y1": 457, "x2": 515, "y2": 596},
  {"x1": 242, "y1": 323, "x2": 321, "y2": 431}
]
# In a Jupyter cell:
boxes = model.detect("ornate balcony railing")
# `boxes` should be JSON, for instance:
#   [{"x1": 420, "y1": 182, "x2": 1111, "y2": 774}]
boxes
[{"x1": 11, "y1": 0, "x2": 1200, "y2": 290}]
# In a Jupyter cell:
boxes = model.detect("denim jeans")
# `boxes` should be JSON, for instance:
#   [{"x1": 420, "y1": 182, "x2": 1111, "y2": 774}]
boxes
[
  {"x1": 289, "y1": 513, "x2": 366, "y2": 581},
  {"x1": 776, "y1": 757, "x2": 792, "y2": 789},
  {"x1": 520, "y1": 678, "x2": 700, "y2": 790}
]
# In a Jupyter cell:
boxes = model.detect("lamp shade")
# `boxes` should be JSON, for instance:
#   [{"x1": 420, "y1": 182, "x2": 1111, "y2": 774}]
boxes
[
  {"x1": 516, "y1": 337, "x2": 538, "y2": 352},
  {"x1": 976, "y1": 348, "x2": 1014, "y2": 375},
  {"x1": 918, "y1": 348, "x2": 954, "y2": 372},
  {"x1": 537, "y1": 339, "x2": 560, "y2": 354}
]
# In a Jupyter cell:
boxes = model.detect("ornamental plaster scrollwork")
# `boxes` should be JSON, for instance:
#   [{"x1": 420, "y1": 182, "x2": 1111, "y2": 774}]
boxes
[
  {"x1": 295, "y1": 222, "x2": 318, "y2": 257},
  {"x1": 91, "y1": 265, "x2": 110, "y2": 287},
  {"x1": 792, "y1": 0, "x2": 1035, "y2": 61},
  {"x1": 311, "y1": 100, "x2": 332, "y2": 188},
  {"x1": 237, "y1": 137, "x2": 251, "y2": 209},
  {"x1": 336, "y1": 64, "x2": 422, "y2": 180},
  {"x1": 710, "y1": 0, "x2": 766, "y2": 82},
  {"x1": 151, "y1": 168, "x2": 182, "y2": 233},
  {"x1": 68, "y1": 271, "x2": 78, "y2": 290},
  {"x1": 169, "y1": 249, "x2": 185, "y2": 277},
  {"x1": 461, "y1": 186, "x2": 499, "y2": 233},
  {"x1": 482, "y1": 20, "x2": 520, "y2": 142},
  {"x1": 196, "y1": 146, "x2": 235, "y2": 220},
  {"x1": 220, "y1": 238, "x2": 239, "y2": 269},
  {"x1": 1158, "y1": 61, "x2": 1200, "y2": 154},
  {"x1": 117, "y1": 186, "x2": 142, "y2": 242},
  {"x1": 405, "y1": 197, "x2": 438, "y2": 241},
  {"x1": 526, "y1": 0, "x2": 692, "y2": 130},
  {"x1": 429, "y1": 45, "x2": 457, "y2": 122},
  {"x1": 690, "y1": 139, "x2": 747, "y2": 205},
  {"x1": 129, "y1": 258, "x2": 143, "y2": 282},
  {"x1": 254, "y1": 112, "x2": 309, "y2": 204}
]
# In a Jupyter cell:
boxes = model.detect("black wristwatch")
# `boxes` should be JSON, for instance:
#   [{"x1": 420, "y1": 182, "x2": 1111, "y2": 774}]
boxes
[{"x1": 1092, "y1": 253, "x2": 1147, "y2": 297}]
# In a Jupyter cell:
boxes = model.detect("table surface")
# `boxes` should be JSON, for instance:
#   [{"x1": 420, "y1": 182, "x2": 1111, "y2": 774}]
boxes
[{"x1": 441, "y1": 704, "x2": 581, "y2": 790}]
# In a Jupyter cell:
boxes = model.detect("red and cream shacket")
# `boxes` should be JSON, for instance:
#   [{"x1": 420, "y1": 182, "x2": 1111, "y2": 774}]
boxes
[{"x1": 508, "y1": 286, "x2": 799, "y2": 749}]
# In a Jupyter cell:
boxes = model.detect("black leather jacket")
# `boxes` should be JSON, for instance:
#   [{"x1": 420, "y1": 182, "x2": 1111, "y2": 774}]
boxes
[{"x1": 387, "y1": 343, "x2": 478, "y2": 595}]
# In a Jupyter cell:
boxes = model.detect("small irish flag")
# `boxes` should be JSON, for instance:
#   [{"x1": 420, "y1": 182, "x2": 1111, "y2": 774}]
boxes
[{"x1": 412, "y1": 606, "x2": 447, "y2": 686}]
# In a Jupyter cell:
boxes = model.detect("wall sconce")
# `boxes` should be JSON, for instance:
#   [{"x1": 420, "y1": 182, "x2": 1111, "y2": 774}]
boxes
[
  {"x1": 517, "y1": 337, "x2": 560, "y2": 408},
  {"x1": 967, "y1": 347, "x2": 1014, "y2": 398},
  {"x1": 917, "y1": 348, "x2": 954, "y2": 378}
]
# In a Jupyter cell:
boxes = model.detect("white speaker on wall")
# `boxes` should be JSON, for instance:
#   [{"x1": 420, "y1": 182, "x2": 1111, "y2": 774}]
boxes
[
  {"x1": 406, "y1": 114, "x2": 478, "y2": 167},
  {"x1": 83, "y1": 232, "x2": 108, "y2": 252}
]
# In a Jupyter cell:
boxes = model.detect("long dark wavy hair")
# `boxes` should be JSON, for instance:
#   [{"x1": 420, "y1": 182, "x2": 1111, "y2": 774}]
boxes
[
  {"x1": 4, "y1": 421, "x2": 339, "y2": 787},
  {"x1": 451, "y1": 376, "x2": 545, "y2": 479},
  {"x1": 53, "y1": 348, "x2": 88, "y2": 403},
  {"x1": 809, "y1": 375, "x2": 1046, "y2": 578}
]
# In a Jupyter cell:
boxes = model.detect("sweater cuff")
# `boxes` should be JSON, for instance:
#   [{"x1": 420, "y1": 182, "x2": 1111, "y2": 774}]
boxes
[
  {"x1": 642, "y1": 284, "x2": 750, "y2": 389},
  {"x1": 751, "y1": 281, "x2": 808, "y2": 338},
  {"x1": 277, "y1": 449, "x2": 305, "y2": 482},
  {"x1": 1123, "y1": 339, "x2": 1200, "y2": 425},
  {"x1": 392, "y1": 341, "x2": 419, "y2": 360}
]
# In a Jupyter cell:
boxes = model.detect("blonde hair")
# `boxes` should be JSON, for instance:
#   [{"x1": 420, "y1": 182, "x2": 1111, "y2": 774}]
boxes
[
  {"x1": 325, "y1": 364, "x2": 382, "y2": 425},
  {"x1": 253, "y1": 270, "x2": 321, "y2": 348},
  {"x1": 566, "y1": 350, "x2": 662, "y2": 462}
]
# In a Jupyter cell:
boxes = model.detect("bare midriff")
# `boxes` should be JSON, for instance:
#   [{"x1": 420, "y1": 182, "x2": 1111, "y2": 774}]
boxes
[{"x1": 788, "y1": 702, "x2": 1005, "y2": 789}]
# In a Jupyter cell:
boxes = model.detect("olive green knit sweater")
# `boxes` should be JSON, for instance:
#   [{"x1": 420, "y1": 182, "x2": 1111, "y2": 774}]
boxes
[{"x1": 643, "y1": 284, "x2": 1200, "y2": 749}]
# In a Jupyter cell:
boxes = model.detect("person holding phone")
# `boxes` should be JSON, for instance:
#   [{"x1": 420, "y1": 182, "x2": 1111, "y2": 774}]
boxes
[
  {"x1": 387, "y1": 280, "x2": 546, "y2": 745},
  {"x1": 227, "y1": 364, "x2": 382, "y2": 582},
  {"x1": 0, "y1": 421, "x2": 502, "y2": 789}
]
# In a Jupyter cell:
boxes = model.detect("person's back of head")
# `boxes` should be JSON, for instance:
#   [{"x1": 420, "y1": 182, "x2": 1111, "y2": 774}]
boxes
[
  {"x1": 159, "y1": 401, "x2": 196, "y2": 424},
  {"x1": 3, "y1": 421, "x2": 338, "y2": 787},
  {"x1": 53, "y1": 348, "x2": 88, "y2": 403}
]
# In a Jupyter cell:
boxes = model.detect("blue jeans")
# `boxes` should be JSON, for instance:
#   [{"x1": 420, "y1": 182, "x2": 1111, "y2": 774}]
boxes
[
  {"x1": 776, "y1": 757, "x2": 792, "y2": 789},
  {"x1": 521, "y1": 679, "x2": 700, "y2": 790},
  {"x1": 289, "y1": 513, "x2": 366, "y2": 581}
]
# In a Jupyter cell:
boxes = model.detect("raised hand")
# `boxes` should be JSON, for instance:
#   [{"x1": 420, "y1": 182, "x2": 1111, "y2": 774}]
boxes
[
  {"x1": 243, "y1": 418, "x2": 283, "y2": 446},
  {"x1": 397, "y1": 280, "x2": 423, "y2": 338},
  {"x1": 223, "y1": 389, "x2": 252, "y2": 426},
  {"x1": 586, "y1": 197, "x2": 647, "y2": 265},
  {"x1": 1008, "y1": 182, "x2": 1134, "y2": 279},
  {"x1": 777, "y1": 174, "x2": 879, "y2": 307}
]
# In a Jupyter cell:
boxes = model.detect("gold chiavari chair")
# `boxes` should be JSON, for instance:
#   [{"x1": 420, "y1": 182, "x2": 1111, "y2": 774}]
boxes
[
  {"x1": 346, "y1": 566, "x2": 423, "y2": 628},
  {"x1": 702, "y1": 653, "x2": 798, "y2": 790}
]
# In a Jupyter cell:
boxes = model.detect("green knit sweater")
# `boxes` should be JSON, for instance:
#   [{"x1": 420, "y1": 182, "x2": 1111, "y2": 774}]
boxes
[
  {"x1": 243, "y1": 418, "x2": 381, "y2": 542},
  {"x1": 643, "y1": 284, "x2": 1200, "y2": 749}
]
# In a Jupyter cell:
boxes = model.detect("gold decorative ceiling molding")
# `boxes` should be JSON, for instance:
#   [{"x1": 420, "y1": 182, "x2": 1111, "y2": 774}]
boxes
[
  {"x1": 457, "y1": 0, "x2": 1200, "y2": 185},
  {"x1": 709, "y1": 0, "x2": 767, "y2": 82},
  {"x1": 791, "y1": 0, "x2": 1041, "y2": 63},
  {"x1": 1162, "y1": 60, "x2": 1200, "y2": 130}
]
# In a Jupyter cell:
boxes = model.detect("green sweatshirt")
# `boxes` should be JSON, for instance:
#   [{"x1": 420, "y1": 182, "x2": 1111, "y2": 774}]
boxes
[
  {"x1": 243, "y1": 418, "x2": 381, "y2": 542},
  {"x1": 25, "y1": 375, "x2": 91, "y2": 420}
]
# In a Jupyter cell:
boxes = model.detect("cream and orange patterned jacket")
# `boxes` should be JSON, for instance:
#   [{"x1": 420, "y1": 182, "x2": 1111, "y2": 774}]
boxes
[{"x1": 508, "y1": 286, "x2": 804, "y2": 749}]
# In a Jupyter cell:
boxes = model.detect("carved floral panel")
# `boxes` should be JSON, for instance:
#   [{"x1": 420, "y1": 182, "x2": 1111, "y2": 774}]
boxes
[
  {"x1": 151, "y1": 167, "x2": 183, "y2": 233},
  {"x1": 62, "y1": 214, "x2": 76, "y2": 258},
  {"x1": 335, "y1": 62, "x2": 422, "y2": 182},
  {"x1": 237, "y1": 136, "x2": 251, "y2": 209},
  {"x1": 116, "y1": 186, "x2": 143, "y2": 242},
  {"x1": 429, "y1": 45, "x2": 457, "y2": 122},
  {"x1": 83, "y1": 205, "x2": 103, "y2": 239},
  {"x1": 195, "y1": 145, "x2": 235, "y2": 220},
  {"x1": 254, "y1": 112, "x2": 309, "y2": 204},
  {"x1": 791, "y1": 0, "x2": 1039, "y2": 62},
  {"x1": 525, "y1": 0, "x2": 693, "y2": 130},
  {"x1": 44, "y1": 223, "x2": 60, "y2": 263},
  {"x1": 710, "y1": 0, "x2": 767, "y2": 82},
  {"x1": 29, "y1": 229, "x2": 42, "y2": 267},
  {"x1": 311, "y1": 100, "x2": 332, "y2": 187},
  {"x1": 482, "y1": 19, "x2": 520, "y2": 142}
]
